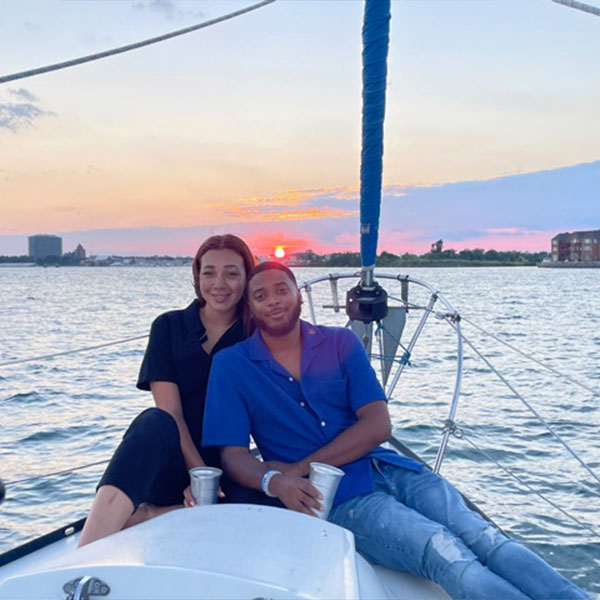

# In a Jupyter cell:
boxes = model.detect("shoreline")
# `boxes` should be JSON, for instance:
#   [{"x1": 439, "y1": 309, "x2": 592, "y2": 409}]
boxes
[{"x1": 0, "y1": 261, "x2": 540, "y2": 269}]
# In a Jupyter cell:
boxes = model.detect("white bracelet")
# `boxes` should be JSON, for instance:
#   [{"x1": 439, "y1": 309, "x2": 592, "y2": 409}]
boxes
[{"x1": 262, "y1": 470, "x2": 282, "y2": 497}]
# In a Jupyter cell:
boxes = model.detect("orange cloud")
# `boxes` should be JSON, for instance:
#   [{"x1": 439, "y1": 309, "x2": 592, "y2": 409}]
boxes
[
  {"x1": 209, "y1": 186, "x2": 358, "y2": 223},
  {"x1": 222, "y1": 206, "x2": 355, "y2": 222}
]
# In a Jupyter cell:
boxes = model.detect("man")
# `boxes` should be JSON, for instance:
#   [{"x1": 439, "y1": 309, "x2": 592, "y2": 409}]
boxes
[{"x1": 203, "y1": 262, "x2": 587, "y2": 600}]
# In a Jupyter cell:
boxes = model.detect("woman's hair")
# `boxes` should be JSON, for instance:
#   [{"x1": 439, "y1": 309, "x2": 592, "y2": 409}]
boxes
[{"x1": 192, "y1": 235, "x2": 255, "y2": 327}]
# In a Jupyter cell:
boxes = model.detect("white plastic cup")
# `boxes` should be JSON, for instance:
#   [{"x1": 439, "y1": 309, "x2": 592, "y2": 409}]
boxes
[
  {"x1": 189, "y1": 467, "x2": 222, "y2": 505},
  {"x1": 309, "y1": 462, "x2": 345, "y2": 519}
]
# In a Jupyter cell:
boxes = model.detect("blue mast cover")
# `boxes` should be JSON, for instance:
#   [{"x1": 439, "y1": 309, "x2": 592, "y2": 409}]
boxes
[{"x1": 360, "y1": 0, "x2": 391, "y2": 269}]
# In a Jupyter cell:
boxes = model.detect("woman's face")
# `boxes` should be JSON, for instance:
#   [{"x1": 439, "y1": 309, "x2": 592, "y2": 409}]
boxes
[{"x1": 198, "y1": 248, "x2": 246, "y2": 316}]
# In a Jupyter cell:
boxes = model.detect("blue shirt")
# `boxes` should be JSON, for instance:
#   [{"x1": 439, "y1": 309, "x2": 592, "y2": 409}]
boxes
[{"x1": 203, "y1": 320, "x2": 423, "y2": 507}]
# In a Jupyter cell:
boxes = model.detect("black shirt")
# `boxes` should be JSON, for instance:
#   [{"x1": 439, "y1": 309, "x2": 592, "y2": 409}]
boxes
[{"x1": 137, "y1": 299, "x2": 245, "y2": 466}]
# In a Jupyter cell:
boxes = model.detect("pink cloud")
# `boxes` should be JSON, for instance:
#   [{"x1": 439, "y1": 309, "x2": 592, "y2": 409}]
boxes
[{"x1": 446, "y1": 230, "x2": 556, "y2": 252}]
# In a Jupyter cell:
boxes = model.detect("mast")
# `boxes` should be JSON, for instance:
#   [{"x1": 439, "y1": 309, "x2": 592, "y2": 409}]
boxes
[
  {"x1": 359, "y1": 0, "x2": 391, "y2": 288},
  {"x1": 346, "y1": 0, "x2": 392, "y2": 326}
]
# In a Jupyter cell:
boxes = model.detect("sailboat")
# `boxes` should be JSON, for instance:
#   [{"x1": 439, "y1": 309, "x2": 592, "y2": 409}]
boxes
[{"x1": 0, "y1": 1, "x2": 598, "y2": 598}]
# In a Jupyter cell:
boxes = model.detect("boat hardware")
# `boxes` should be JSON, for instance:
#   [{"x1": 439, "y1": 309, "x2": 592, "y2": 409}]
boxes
[
  {"x1": 346, "y1": 281, "x2": 389, "y2": 323},
  {"x1": 63, "y1": 576, "x2": 110, "y2": 600}
]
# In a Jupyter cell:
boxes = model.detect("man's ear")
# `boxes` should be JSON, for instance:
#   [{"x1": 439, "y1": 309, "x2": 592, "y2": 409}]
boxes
[{"x1": 297, "y1": 291, "x2": 303, "y2": 305}]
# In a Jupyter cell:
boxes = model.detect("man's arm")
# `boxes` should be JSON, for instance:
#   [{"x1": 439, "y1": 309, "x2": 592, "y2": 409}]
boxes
[
  {"x1": 221, "y1": 447, "x2": 323, "y2": 516},
  {"x1": 267, "y1": 400, "x2": 392, "y2": 477}
]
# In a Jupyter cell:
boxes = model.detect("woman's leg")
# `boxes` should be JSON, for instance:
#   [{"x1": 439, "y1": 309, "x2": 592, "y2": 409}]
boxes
[
  {"x1": 78, "y1": 485, "x2": 134, "y2": 547},
  {"x1": 377, "y1": 462, "x2": 589, "y2": 599},
  {"x1": 123, "y1": 501, "x2": 182, "y2": 529},
  {"x1": 78, "y1": 408, "x2": 186, "y2": 547}
]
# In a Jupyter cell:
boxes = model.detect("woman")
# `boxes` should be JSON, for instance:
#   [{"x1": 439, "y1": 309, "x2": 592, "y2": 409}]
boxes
[{"x1": 78, "y1": 234, "x2": 269, "y2": 547}]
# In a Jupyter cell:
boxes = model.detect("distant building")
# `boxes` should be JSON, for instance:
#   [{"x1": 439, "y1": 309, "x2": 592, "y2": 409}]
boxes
[
  {"x1": 28, "y1": 234, "x2": 62, "y2": 260},
  {"x1": 551, "y1": 230, "x2": 600, "y2": 263},
  {"x1": 285, "y1": 249, "x2": 318, "y2": 266},
  {"x1": 62, "y1": 243, "x2": 87, "y2": 262}
]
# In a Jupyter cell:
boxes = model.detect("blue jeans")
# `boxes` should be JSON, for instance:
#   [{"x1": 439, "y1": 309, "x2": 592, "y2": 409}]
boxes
[{"x1": 328, "y1": 461, "x2": 588, "y2": 600}]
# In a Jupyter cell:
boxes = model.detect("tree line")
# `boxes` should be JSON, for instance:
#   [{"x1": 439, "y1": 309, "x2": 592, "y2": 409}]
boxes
[
  {"x1": 0, "y1": 255, "x2": 83, "y2": 266},
  {"x1": 307, "y1": 247, "x2": 549, "y2": 268}
]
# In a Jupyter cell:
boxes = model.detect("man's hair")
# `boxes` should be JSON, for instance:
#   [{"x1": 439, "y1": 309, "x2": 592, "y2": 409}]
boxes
[{"x1": 247, "y1": 261, "x2": 297, "y2": 287}]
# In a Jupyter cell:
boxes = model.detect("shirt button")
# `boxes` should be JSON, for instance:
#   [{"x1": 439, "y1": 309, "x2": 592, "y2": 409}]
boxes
[
  {"x1": 320, "y1": 421, "x2": 326, "y2": 427},
  {"x1": 288, "y1": 376, "x2": 294, "y2": 382},
  {"x1": 300, "y1": 402, "x2": 305, "y2": 407}
]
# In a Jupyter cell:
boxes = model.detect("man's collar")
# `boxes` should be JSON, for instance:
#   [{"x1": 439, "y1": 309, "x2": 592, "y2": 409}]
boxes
[
  {"x1": 299, "y1": 320, "x2": 327, "y2": 374},
  {"x1": 247, "y1": 327, "x2": 272, "y2": 362},
  {"x1": 300, "y1": 319, "x2": 327, "y2": 350},
  {"x1": 247, "y1": 320, "x2": 327, "y2": 363}
]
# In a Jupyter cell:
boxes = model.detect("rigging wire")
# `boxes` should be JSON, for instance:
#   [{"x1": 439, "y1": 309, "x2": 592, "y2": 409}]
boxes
[
  {"x1": 5, "y1": 460, "x2": 109, "y2": 487},
  {"x1": 460, "y1": 315, "x2": 600, "y2": 397},
  {"x1": 453, "y1": 427, "x2": 599, "y2": 537},
  {"x1": 453, "y1": 322, "x2": 600, "y2": 488},
  {"x1": 0, "y1": 0, "x2": 276, "y2": 85},
  {"x1": 0, "y1": 335, "x2": 148, "y2": 368},
  {"x1": 551, "y1": 0, "x2": 600, "y2": 17}
]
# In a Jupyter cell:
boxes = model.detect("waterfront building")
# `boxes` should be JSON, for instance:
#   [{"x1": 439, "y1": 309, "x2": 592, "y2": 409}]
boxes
[
  {"x1": 73, "y1": 244, "x2": 86, "y2": 259},
  {"x1": 285, "y1": 249, "x2": 318, "y2": 266},
  {"x1": 28, "y1": 234, "x2": 62, "y2": 260},
  {"x1": 551, "y1": 230, "x2": 600, "y2": 262}
]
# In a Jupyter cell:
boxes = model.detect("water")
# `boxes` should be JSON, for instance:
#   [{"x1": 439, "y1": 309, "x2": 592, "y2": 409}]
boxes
[{"x1": 0, "y1": 266, "x2": 598, "y2": 594}]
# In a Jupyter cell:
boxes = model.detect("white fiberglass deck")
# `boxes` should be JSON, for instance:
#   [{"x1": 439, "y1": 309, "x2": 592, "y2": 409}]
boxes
[{"x1": 0, "y1": 504, "x2": 448, "y2": 600}]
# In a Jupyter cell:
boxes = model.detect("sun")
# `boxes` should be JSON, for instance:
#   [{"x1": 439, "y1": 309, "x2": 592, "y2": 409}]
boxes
[{"x1": 274, "y1": 246, "x2": 285, "y2": 259}]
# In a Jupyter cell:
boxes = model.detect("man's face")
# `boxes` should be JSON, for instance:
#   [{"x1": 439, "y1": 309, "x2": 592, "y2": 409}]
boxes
[{"x1": 248, "y1": 269, "x2": 302, "y2": 336}]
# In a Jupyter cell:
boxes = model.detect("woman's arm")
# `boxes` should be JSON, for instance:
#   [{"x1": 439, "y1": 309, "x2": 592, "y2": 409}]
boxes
[{"x1": 150, "y1": 381, "x2": 205, "y2": 470}]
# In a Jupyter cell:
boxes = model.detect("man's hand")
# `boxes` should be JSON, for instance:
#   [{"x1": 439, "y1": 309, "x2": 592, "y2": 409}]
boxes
[{"x1": 269, "y1": 474, "x2": 323, "y2": 517}]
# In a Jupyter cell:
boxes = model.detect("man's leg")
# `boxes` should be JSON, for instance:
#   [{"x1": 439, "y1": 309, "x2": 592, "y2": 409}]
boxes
[
  {"x1": 376, "y1": 462, "x2": 588, "y2": 600},
  {"x1": 329, "y1": 488, "x2": 529, "y2": 600}
]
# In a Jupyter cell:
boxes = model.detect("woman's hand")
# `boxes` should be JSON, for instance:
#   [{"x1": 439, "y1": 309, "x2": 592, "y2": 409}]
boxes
[{"x1": 183, "y1": 484, "x2": 195, "y2": 508}]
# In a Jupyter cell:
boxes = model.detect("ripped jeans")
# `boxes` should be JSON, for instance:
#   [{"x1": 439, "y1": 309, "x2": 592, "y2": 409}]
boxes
[{"x1": 328, "y1": 461, "x2": 588, "y2": 600}]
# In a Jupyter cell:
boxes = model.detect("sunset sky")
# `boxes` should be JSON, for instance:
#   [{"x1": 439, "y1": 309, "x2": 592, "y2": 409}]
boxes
[{"x1": 1, "y1": 0, "x2": 599, "y2": 257}]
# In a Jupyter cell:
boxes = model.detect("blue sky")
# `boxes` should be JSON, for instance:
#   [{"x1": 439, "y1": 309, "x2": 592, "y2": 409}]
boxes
[{"x1": 1, "y1": 0, "x2": 599, "y2": 256}]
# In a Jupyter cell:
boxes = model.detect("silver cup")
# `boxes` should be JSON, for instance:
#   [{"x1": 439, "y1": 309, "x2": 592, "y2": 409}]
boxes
[
  {"x1": 309, "y1": 462, "x2": 345, "y2": 519},
  {"x1": 189, "y1": 467, "x2": 222, "y2": 506}
]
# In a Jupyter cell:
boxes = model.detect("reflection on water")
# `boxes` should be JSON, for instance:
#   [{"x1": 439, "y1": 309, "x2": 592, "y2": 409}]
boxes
[{"x1": 0, "y1": 266, "x2": 598, "y2": 593}]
